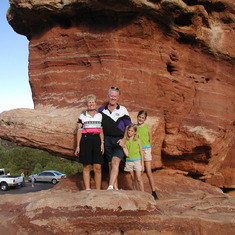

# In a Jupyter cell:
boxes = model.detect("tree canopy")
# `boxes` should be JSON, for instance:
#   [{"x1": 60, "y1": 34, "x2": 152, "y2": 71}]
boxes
[{"x1": 0, "y1": 139, "x2": 82, "y2": 176}]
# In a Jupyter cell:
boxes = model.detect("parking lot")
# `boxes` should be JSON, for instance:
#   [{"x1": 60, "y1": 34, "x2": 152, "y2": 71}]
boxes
[{"x1": 0, "y1": 181, "x2": 54, "y2": 195}]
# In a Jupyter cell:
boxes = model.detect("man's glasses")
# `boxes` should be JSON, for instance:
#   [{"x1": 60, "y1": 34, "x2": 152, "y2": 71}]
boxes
[{"x1": 110, "y1": 87, "x2": 119, "y2": 91}]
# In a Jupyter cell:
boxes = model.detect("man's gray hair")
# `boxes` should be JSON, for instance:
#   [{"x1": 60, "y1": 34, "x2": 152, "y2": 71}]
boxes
[{"x1": 108, "y1": 87, "x2": 120, "y2": 96}]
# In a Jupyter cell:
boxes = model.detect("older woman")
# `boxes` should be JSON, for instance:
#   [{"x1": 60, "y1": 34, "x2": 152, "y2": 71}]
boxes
[{"x1": 75, "y1": 94, "x2": 104, "y2": 190}]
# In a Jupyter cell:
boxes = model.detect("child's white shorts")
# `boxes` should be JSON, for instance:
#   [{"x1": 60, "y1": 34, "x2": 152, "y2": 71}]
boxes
[
  {"x1": 124, "y1": 160, "x2": 142, "y2": 172},
  {"x1": 143, "y1": 147, "x2": 152, "y2": 161}
]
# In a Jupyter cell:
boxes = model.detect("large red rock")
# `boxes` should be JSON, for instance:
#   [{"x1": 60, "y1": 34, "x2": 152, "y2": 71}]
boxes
[
  {"x1": 0, "y1": 0, "x2": 234, "y2": 188},
  {"x1": 0, "y1": 170, "x2": 235, "y2": 234}
]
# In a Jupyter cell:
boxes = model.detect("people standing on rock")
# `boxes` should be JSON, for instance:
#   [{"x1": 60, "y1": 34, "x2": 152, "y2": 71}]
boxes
[
  {"x1": 75, "y1": 94, "x2": 104, "y2": 190},
  {"x1": 137, "y1": 110, "x2": 159, "y2": 200},
  {"x1": 98, "y1": 87, "x2": 131, "y2": 190},
  {"x1": 122, "y1": 124, "x2": 144, "y2": 192}
]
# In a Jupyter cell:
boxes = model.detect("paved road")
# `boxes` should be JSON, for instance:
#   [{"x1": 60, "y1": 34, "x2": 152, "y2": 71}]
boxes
[{"x1": 0, "y1": 181, "x2": 54, "y2": 195}]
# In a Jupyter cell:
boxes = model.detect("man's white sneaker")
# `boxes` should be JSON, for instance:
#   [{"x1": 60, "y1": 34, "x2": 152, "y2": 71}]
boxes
[{"x1": 107, "y1": 185, "x2": 114, "y2": 190}]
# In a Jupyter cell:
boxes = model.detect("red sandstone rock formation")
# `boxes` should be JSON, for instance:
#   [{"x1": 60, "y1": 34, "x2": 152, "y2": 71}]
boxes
[
  {"x1": 0, "y1": 170, "x2": 235, "y2": 234},
  {"x1": 0, "y1": 0, "x2": 234, "y2": 188}
]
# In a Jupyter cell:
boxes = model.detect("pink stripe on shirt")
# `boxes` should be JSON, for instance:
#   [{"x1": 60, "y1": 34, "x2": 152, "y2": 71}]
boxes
[{"x1": 82, "y1": 128, "x2": 101, "y2": 134}]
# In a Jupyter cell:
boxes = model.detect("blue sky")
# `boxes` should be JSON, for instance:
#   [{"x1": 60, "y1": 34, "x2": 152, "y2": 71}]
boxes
[{"x1": 0, "y1": 0, "x2": 34, "y2": 113}]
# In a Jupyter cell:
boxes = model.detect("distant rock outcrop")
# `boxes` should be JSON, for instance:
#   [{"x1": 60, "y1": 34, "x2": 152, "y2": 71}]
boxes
[{"x1": 0, "y1": 0, "x2": 234, "y2": 188}]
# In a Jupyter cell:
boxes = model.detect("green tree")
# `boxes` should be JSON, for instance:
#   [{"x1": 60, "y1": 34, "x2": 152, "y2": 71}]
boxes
[
  {"x1": 0, "y1": 139, "x2": 82, "y2": 176},
  {"x1": 32, "y1": 163, "x2": 43, "y2": 174}
]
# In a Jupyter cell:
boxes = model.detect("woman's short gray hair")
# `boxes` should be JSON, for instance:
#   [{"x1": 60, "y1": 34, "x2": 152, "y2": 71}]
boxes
[{"x1": 86, "y1": 94, "x2": 96, "y2": 103}]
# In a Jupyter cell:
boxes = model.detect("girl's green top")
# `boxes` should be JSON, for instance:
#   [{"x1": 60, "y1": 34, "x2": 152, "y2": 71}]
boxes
[
  {"x1": 125, "y1": 139, "x2": 141, "y2": 162},
  {"x1": 137, "y1": 124, "x2": 151, "y2": 148}
]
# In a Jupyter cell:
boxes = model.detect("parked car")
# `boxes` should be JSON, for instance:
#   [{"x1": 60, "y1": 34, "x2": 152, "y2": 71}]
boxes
[
  {"x1": 0, "y1": 168, "x2": 24, "y2": 191},
  {"x1": 28, "y1": 171, "x2": 67, "y2": 184}
]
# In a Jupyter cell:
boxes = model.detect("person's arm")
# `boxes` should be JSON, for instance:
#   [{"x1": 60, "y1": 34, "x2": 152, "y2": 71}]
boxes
[
  {"x1": 122, "y1": 143, "x2": 129, "y2": 157},
  {"x1": 75, "y1": 123, "x2": 83, "y2": 156},
  {"x1": 117, "y1": 125, "x2": 129, "y2": 147},
  {"x1": 100, "y1": 129, "x2": 104, "y2": 154},
  {"x1": 138, "y1": 139, "x2": 144, "y2": 172}
]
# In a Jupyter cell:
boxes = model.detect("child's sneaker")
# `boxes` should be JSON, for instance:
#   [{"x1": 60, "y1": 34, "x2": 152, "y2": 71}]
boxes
[{"x1": 152, "y1": 191, "x2": 159, "y2": 200}]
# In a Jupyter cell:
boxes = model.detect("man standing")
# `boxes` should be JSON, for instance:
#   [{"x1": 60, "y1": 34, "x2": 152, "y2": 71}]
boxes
[{"x1": 98, "y1": 87, "x2": 131, "y2": 190}]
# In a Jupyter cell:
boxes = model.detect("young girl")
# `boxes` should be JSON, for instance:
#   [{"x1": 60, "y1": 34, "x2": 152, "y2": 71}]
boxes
[
  {"x1": 137, "y1": 110, "x2": 159, "y2": 200},
  {"x1": 122, "y1": 124, "x2": 144, "y2": 192}
]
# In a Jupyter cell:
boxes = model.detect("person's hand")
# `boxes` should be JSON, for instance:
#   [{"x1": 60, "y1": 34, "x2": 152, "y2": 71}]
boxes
[
  {"x1": 101, "y1": 143, "x2": 104, "y2": 154},
  {"x1": 117, "y1": 138, "x2": 125, "y2": 148},
  {"x1": 74, "y1": 146, "x2": 80, "y2": 156}
]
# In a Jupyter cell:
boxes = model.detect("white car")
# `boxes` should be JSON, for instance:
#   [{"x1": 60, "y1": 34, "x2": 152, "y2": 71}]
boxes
[{"x1": 28, "y1": 170, "x2": 67, "y2": 184}]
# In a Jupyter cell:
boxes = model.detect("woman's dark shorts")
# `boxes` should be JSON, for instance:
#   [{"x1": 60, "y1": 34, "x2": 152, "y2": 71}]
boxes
[
  {"x1": 104, "y1": 136, "x2": 124, "y2": 162},
  {"x1": 79, "y1": 133, "x2": 104, "y2": 165}
]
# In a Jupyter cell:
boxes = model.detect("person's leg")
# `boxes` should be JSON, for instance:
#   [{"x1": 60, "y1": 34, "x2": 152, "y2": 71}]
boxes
[
  {"x1": 134, "y1": 171, "x2": 144, "y2": 192},
  {"x1": 130, "y1": 171, "x2": 137, "y2": 190},
  {"x1": 145, "y1": 161, "x2": 159, "y2": 199},
  {"x1": 108, "y1": 161, "x2": 112, "y2": 180},
  {"x1": 83, "y1": 164, "x2": 91, "y2": 190},
  {"x1": 93, "y1": 164, "x2": 102, "y2": 190},
  {"x1": 104, "y1": 136, "x2": 114, "y2": 188},
  {"x1": 92, "y1": 135, "x2": 104, "y2": 190},
  {"x1": 80, "y1": 135, "x2": 92, "y2": 190},
  {"x1": 113, "y1": 177, "x2": 118, "y2": 189},
  {"x1": 107, "y1": 161, "x2": 118, "y2": 189},
  {"x1": 108, "y1": 157, "x2": 121, "y2": 188},
  {"x1": 145, "y1": 161, "x2": 156, "y2": 191}
]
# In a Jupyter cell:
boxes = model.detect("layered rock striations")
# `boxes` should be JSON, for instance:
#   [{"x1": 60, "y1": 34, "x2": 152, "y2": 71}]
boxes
[
  {"x1": 0, "y1": 0, "x2": 234, "y2": 187},
  {"x1": 0, "y1": 170, "x2": 235, "y2": 234}
]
